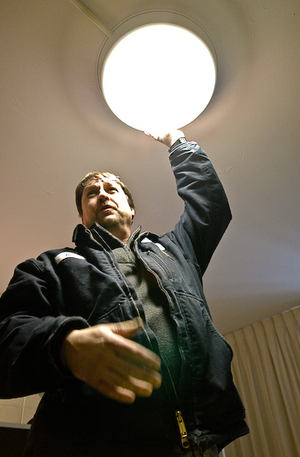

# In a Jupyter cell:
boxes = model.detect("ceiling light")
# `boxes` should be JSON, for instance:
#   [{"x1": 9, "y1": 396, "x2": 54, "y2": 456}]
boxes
[{"x1": 101, "y1": 23, "x2": 216, "y2": 132}]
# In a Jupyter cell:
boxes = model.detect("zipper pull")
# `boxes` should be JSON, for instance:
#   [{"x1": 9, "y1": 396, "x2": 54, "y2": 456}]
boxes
[{"x1": 175, "y1": 411, "x2": 190, "y2": 449}]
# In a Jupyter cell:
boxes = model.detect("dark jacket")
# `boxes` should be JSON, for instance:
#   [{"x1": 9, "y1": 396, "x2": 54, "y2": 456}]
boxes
[{"x1": 0, "y1": 141, "x2": 249, "y2": 456}]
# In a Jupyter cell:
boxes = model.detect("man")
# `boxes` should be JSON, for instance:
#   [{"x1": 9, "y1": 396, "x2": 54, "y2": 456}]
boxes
[{"x1": 0, "y1": 131, "x2": 249, "y2": 456}]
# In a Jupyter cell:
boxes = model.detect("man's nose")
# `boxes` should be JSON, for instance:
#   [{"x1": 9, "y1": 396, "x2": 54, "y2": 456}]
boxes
[{"x1": 98, "y1": 187, "x2": 111, "y2": 201}]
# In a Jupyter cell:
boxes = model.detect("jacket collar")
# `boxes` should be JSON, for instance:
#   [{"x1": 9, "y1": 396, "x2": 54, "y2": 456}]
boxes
[{"x1": 72, "y1": 223, "x2": 142, "y2": 250}]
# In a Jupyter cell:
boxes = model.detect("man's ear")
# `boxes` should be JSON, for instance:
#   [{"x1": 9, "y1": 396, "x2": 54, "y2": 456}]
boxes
[{"x1": 131, "y1": 208, "x2": 135, "y2": 221}]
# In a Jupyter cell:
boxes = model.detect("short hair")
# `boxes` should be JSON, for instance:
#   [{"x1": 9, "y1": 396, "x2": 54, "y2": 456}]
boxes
[{"x1": 75, "y1": 171, "x2": 135, "y2": 216}]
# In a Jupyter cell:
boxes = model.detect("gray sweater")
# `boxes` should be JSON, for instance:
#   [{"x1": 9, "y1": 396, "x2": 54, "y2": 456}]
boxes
[{"x1": 112, "y1": 226, "x2": 181, "y2": 390}]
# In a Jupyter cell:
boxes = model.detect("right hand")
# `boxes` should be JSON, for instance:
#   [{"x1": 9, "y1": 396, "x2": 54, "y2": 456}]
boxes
[{"x1": 60, "y1": 317, "x2": 162, "y2": 404}]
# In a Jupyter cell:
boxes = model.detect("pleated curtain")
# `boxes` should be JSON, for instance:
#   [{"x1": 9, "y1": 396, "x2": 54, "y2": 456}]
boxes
[{"x1": 224, "y1": 306, "x2": 300, "y2": 457}]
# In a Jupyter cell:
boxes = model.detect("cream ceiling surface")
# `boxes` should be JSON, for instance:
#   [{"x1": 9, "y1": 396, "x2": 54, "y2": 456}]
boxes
[{"x1": 0, "y1": 0, "x2": 299, "y2": 334}]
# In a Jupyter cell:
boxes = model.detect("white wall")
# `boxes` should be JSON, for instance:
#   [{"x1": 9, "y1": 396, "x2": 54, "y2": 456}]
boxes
[{"x1": 0, "y1": 395, "x2": 40, "y2": 425}]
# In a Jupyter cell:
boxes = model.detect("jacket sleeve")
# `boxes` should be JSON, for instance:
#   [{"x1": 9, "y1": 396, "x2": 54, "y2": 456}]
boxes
[
  {"x1": 0, "y1": 257, "x2": 88, "y2": 398},
  {"x1": 169, "y1": 141, "x2": 232, "y2": 275}
]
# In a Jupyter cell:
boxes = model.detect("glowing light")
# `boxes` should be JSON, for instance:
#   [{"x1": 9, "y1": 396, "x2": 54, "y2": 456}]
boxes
[{"x1": 101, "y1": 24, "x2": 216, "y2": 132}]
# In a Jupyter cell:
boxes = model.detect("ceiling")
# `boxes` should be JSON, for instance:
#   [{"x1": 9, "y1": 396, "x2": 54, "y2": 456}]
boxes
[{"x1": 0, "y1": 0, "x2": 299, "y2": 335}]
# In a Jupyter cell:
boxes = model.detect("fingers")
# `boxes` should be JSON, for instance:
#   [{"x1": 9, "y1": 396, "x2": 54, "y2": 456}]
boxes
[
  {"x1": 95, "y1": 327, "x2": 162, "y2": 383},
  {"x1": 113, "y1": 333, "x2": 161, "y2": 373},
  {"x1": 95, "y1": 366, "x2": 157, "y2": 404},
  {"x1": 108, "y1": 317, "x2": 144, "y2": 338},
  {"x1": 82, "y1": 344, "x2": 161, "y2": 403},
  {"x1": 106, "y1": 318, "x2": 161, "y2": 372},
  {"x1": 111, "y1": 350, "x2": 162, "y2": 390},
  {"x1": 144, "y1": 130, "x2": 169, "y2": 142},
  {"x1": 95, "y1": 381, "x2": 137, "y2": 404},
  {"x1": 88, "y1": 360, "x2": 161, "y2": 404},
  {"x1": 144, "y1": 130, "x2": 185, "y2": 147},
  {"x1": 61, "y1": 319, "x2": 162, "y2": 404},
  {"x1": 100, "y1": 322, "x2": 162, "y2": 402}
]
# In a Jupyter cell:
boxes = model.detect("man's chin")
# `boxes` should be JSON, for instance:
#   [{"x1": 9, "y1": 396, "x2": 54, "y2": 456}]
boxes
[
  {"x1": 97, "y1": 215, "x2": 119, "y2": 228},
  {"x1": 97, "y1": 215, "x2": 132, "y2": 231}
]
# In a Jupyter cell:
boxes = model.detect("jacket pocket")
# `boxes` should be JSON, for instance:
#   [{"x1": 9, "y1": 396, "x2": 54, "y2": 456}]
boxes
[{"x1": 89, "y1": 297, "x2": 129, "y2": 325}]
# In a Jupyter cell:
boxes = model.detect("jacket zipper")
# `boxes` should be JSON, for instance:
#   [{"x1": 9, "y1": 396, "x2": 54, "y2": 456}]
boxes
[
  {"x1": 176, "y1": 411, "x2": 190, "y2": 449},
  {"x1": 135, "y1": 242, "x2": 190, "y2": 449},
  {"x1": 86, "y1": 229, "x2": 190, "y2": 449}
]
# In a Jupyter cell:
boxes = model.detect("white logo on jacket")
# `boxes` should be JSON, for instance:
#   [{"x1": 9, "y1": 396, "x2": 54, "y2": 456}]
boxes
[{"x1": 55, "y1": 252, "x2": 85, "y2": 264}]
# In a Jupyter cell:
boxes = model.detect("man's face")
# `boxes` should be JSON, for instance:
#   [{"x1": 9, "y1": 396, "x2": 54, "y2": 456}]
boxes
[{"x1": 80, "y1": 179, "x2": 135, "y2": 234}]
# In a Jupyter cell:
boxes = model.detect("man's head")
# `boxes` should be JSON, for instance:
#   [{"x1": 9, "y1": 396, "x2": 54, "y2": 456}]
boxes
[{"x1": 75, "y1": 171, "x2": 135, "y2": 242}]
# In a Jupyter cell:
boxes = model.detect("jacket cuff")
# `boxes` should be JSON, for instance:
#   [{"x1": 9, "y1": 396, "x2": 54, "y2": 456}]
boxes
[
  {"x1": 48, "y1": 317, "x2": 90, "y2": 378},
  {"x1": 169, "y1": 137, "x2": 187, "y2": 152}
]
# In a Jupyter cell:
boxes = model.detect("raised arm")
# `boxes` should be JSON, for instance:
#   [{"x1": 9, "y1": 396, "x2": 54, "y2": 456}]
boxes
[{"x1": 146, "y1": 130, "x2": 232, "y2": 274}]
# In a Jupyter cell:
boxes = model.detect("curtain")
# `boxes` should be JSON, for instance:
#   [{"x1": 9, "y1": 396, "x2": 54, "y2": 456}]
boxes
[{"x1": 224, "y1": 306, "x2": 300, "y2": 457}]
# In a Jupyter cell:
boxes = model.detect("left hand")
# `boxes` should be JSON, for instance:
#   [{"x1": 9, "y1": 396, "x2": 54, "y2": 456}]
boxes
[{"x1": 145, "y1": 130, "x2": 185, "y2": 148}]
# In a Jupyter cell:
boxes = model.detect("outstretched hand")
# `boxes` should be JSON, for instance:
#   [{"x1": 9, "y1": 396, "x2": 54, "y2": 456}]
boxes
[
  {"x1": 60, "y1": 317, "x2": 161, "y2": 404},
  {"x1": 145, "y1": 130, "x2": 185, "y2": 148}
]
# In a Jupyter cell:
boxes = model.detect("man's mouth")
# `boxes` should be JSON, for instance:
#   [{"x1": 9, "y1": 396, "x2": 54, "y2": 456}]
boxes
[{"x1": 99, "y1": 204, "x2": 116, "y2": 212}]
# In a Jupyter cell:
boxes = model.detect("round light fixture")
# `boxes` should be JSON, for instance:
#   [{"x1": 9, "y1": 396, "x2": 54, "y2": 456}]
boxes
[{"x1": 100, "y1": 23, "x2": 216, "y2": 132}]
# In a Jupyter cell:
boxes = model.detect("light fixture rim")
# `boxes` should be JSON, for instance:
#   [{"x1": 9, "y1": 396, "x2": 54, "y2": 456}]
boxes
[
  {"x1": 97, "y1": 12, "x2": 217, "y2": 131},
  {"x1": 97, "y1": 11, "x2": 218, "y2": 97}
]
